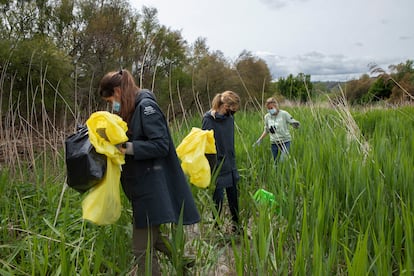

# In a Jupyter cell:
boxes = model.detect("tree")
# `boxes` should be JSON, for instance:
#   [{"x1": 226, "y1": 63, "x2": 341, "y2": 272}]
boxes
[
  {"x1": 71, "y1": 0, "x2": 140, "y2": 111},
  {"x1": 0, "y1": 36, "x2": 72, "y2": 120},
  {"x1": 51, "y1": 0, "x2": 78, "y2": 55},
  {"x1": 235, "y1": 51, "x2": 272, "y2": 108},
  {"x1": 190, "y1": 48, "x2": 233, "y2": 112},
  {"x1": 388, "y1": 60, "x2": 414, "y2": 102},
  {"x1": 369, "y1": 60, "x2": 414, "y2": 103},
  {"x1": 365, "y1": 77, "x2": 393, "y2": 102},
  {"x1": 344, "y1": 74, "x2": 373, "y2": 104},
  {"x1": 277, "y1": 73, "x2": 313, "y2": 102},
  {"x1": 0, "y1": 1, "x2": 44, "y2": 39}
]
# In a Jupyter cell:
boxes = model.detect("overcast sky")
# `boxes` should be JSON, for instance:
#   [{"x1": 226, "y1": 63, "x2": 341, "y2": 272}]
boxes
[{"x1": 130, "y1": 0, "x2": 413, "y2": 81}]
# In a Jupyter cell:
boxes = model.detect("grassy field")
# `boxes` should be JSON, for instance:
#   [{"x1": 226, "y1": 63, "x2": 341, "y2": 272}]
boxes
[{"x1": 1, "y1": 103, "x2": 414, "y2": 275}]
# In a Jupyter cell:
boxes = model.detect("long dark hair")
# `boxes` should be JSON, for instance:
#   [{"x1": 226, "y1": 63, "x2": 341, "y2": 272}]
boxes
[{"x1": 98, "y1": 69, "x2": 139, "y2": 125}]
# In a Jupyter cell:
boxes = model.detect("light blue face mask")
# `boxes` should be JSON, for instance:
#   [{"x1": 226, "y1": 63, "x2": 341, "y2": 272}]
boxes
[
  {"x1": 112, "y1": 101, "x2": 121, "y2": 113},
  {"x1": 268, "y1": 108, "x2": 277, "y2": 115}
]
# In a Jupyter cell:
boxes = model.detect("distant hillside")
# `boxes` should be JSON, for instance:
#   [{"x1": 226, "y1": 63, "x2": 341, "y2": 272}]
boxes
[
  {"x1": 309, "y1": 81, "x2": 347, "y2": 95},
  {"x1": 313, "y1": 81, "x2": 345, "y2": 90}
]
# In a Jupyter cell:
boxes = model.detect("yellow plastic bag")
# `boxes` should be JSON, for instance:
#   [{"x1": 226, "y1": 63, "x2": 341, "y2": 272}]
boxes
[
  {"x1": 81, "y1": 111, "x2": 128, "y2": 225},
  {"x1": 81, "y1": 158, "x2": 122, "y2": 225},
  {"x1": 86, "y1": 111, "x2": 128, "y2": 160},
  {"x1": 176, "y1": 127, "x2": 216, "y2": 188}
]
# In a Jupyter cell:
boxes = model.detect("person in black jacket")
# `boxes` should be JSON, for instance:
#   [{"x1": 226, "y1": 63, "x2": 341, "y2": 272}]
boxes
[
  {"x1": 98, "y1": 69, "x2": 200, "y2": 275},
  {"x1": 202, "y1": 91, "x2": 241, "y2": 234}
]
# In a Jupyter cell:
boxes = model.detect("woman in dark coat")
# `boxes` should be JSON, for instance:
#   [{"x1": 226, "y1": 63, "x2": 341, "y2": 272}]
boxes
[
  {"x1": 98, "y1": 69, "x2": 200, "y2": 275},
  {"x1": 202, "y1": 91, "x2": 241, "y2": 233}
]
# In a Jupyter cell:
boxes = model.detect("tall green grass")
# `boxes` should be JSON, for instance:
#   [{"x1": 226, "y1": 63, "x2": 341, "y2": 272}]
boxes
[{"x1": 1, "y1": 105, "x2": 414, "y2": 275}]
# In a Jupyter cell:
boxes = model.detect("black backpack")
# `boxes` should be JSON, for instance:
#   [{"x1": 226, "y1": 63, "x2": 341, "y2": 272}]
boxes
[{"x1": 65, "y1": 125, "x2": 106, "y2": 193}]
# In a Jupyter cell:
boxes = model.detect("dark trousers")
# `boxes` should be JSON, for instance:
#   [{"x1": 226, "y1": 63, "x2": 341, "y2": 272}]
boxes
[
  {"x1": 132, "y1": 225, "x2": 170, "y2": 276},
  {"x1": 213, "y1": 184, "x2": 239, "y2": 224}
]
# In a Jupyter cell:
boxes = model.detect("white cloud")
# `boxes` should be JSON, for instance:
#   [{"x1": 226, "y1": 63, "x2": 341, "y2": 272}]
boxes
[
  {"x1": 400, "y1": 35, "x2": 414, "y2": 41},
  {"x1": 260, "y1": 0, "x2": 309, "y2": 9},
  {"x1": 256, "y1": 51, "x2": 402, "y2": 81},
  {"x1": 131, "y1": 0, "x2": 414, "y2": 82}
]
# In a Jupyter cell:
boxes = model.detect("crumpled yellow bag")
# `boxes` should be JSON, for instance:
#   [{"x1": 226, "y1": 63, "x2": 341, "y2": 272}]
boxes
[
  {"x1": 82, "y1": 111, "x2": 128, "y2": 225},
  {"x1": 176, "y1": 127, "x2": 216, "y2": 188}
]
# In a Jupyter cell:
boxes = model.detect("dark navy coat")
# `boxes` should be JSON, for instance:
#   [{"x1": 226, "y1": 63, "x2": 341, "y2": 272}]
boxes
[
  {"x1": 202, "y1": 111, "x2": 240, "y2": 188},
  {"x1": 121, "y1": 90, "x2": 200, "y2": 228}
]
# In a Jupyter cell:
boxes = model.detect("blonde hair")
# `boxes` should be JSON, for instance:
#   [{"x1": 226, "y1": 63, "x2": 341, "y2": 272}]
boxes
[
  {"x1": 265, "y1": 97, "x2": 278, "y2": 108},
  {"x1": 211, "y1": 91, "x2": 240, "y2": 115}
]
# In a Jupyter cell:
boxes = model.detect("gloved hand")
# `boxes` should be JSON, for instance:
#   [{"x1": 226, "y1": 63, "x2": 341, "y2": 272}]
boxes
[
  {"x1": 252, "y1": 138, "x2": 262, "y2": 147},
  {"x1": 292, "y1": 122, "x2": 300, "y2": 129}
]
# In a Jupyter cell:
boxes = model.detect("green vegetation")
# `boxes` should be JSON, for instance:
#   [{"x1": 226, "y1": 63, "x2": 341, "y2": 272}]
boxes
[
  {"x1": 277, "y1": 73, "x2": 313, "y2": 103},
  {"x1": 2, "y1": 104, "x2": 414, "y2": 275},
  {"x1": 1, "y1": 0, "x2": 413, "y2": 125},
  {"x1": 1, "y1": 0, "x2": 414, "y2": 274}
]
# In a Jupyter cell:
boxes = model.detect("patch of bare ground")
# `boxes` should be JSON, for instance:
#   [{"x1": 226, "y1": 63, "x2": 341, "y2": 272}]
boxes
[{"x1": 185, "y1": 221, "x2": 238, "y2": 276}]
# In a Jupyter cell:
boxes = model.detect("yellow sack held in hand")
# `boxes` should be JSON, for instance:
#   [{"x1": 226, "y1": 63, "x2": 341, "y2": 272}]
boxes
[
  {"x1": 82, "y1": 111, "x2": 128, "y2": 225},
  {"x1": 176, "y1": 127, "x2": 216, "y2": 188}
]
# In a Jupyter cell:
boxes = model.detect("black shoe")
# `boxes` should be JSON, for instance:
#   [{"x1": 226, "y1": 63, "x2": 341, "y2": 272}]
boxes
[
  {"x1": 182, "y1": 255, "x2": 196, "y2": 268},
  {"x1": 231, "y1": 225, "x2": 243, "y2": 235}
]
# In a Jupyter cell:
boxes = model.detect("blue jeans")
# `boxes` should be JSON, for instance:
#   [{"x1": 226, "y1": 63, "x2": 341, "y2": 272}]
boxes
[{"x1": 271, "y1": 141, "x2": 291, "y2": 163}]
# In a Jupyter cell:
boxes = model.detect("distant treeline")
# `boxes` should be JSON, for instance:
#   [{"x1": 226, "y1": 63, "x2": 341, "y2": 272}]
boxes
[{"x1": 0, "y1": 0, "x2": 412, "y2": 125}]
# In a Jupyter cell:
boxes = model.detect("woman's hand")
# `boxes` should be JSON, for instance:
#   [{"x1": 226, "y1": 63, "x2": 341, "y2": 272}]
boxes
[
  {"x1": 252, "y1": 138, "x2": 262, "y2": 147},
  {"x1": 116, "y1": 143, "x2": 127, "y2": 154}
]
